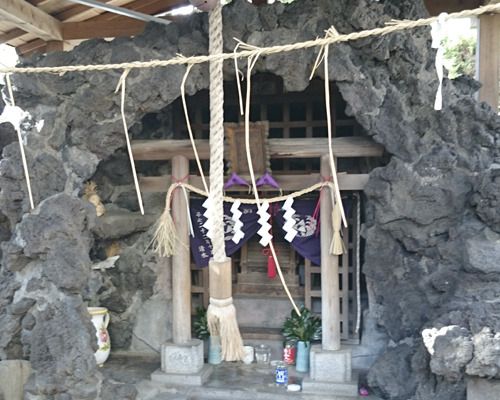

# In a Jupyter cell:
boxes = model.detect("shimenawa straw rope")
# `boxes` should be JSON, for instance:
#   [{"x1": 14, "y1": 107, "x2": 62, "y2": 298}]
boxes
[{"x1": 1, "y1": 3, "x2": 498, "y2": 75}]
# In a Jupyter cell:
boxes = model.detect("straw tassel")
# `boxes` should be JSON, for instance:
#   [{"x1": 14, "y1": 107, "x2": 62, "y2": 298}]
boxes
[
  {"x1": 151, "y1": 184, "x2": 178, "y2": 257},
  {"x1": 207, "y1": 297, "x2": 245, "y2": 361},
  {"x1": 330, "y1": 198, "x2": 344, "y2": 256}
]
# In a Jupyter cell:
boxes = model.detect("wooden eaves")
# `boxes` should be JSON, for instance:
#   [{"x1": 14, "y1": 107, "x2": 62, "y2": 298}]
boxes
[{"x1": 0, "y1": 0, "x2": 190, "y2": 55}]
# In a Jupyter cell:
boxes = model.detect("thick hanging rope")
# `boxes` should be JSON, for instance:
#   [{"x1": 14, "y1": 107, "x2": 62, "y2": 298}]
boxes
[
  {"x1": 115, "y1": 69, "x2": 145, "y2": 215},
  {"x1": 208, "y1": 1, "x2": 226, "y2": 262},
  {"x1": 3, "y1": 74, "x2": 35, "y2": 210},
  {"x1": 2, "y1": 3, "x2": 499, "y2": 76},
  {"x1": 206, "y1": 1, "x2": 244, "y2": 362}
]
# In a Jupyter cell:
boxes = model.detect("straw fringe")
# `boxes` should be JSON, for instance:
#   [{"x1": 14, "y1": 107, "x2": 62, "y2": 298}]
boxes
[
  {"x1": 151, "y1": 184, "x2": 179, "y2": 257},
  {"x1": 207, "y1": 298, "x2": 244, "y2": 361},
  {"x1": 330, "y1": 193, "x2": 345, "y2": 256},
  {"x1": 151, "y1": 208, "x2": 177, "y2": 257}
]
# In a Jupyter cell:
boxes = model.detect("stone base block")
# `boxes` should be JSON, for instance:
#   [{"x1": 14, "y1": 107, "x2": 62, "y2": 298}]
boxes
[
  {"x1": 467, "y1": 377, "x2": 500, "y2": 400},
  {"x1": 161, "y1": 339, "x2": 204, "y2": 374},
  {"x1": 302, "y1": 346, "x2": 357, "y2": 397},
  {"x1": 302, "y1": 373, "x2": 359, "y2": 397},
  {"x1": 309, "y1": 345, "x2": 352, "y2": 382},
  {"x1": 0, "y1": 360, "x2": 31, "y2": 400},
  {"x1": 151, "y1": 364, "x2": 213, "y2": 387}
]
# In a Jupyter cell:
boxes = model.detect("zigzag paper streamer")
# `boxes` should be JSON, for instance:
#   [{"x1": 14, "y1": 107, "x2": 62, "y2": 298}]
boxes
[
  {"x1": 257, "y1": 201, "x2": 273, "y2": 247},
  {"x1": 282, "y1": 197, "x2": 297, "y2": 242},
  {"x1": 230, "y1": 200, "x2": 244, "y2": 244},
  {"x1": 202, "y1": 196, "x2": 214, "y2": 239}
]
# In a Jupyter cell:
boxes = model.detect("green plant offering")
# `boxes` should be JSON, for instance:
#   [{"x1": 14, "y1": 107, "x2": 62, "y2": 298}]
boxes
[
  {"x1": 193, "y1": 307, "x2": 210, "y2": 340},
  {"x1": 282, "y1": 305, "x2": 322, "y2": 343}
]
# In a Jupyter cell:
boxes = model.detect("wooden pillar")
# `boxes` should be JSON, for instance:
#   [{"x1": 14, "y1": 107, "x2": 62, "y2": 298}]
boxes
[
  {"x1": 320, "y1": 155, "x2": 341, "y2": 351},
  {"x1": 478, "y1": 13, "x2": 500, "y2": 110},
  {"x1": 171, "y1": 155, "x2": 191, "y2": 344}
]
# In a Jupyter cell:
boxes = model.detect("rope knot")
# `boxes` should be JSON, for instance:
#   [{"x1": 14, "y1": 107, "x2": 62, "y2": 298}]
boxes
[{"x1": 310, "y1": 24, "x2": 340, "y2": 80}]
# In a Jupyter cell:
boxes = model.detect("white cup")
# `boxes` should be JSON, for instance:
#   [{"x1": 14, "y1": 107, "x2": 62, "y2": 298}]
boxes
[{"x1": 242, "y1": 345, "x2": 254, "y2": 364}]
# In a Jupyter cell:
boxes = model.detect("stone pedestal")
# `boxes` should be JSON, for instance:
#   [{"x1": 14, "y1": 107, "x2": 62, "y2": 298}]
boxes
[
  {"x1": 302, "y1": 346, "x2": 358, "y2": 397},
  {"x1": 467, "y1": 377, "x2": 500, "y2": 400},
  {"x1": 0, "y1": 360, "x2": 31, "y2": 400},
  {"x1": 151, "y1": 339, "x2": 212, "y2": 386}
]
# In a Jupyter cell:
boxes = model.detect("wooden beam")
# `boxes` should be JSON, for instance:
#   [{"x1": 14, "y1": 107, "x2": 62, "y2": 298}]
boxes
[
  {"x1": 139, "y1": 173, "x2": 370, "y2": 193},
  {"x1": 17, "y1": 38, "x2": 47, "y2": 55},
  {"x1": 45, "y1": 39, "x2": 63, "y2": 52},
  {"x1": 132, "y1": 137, "x2": 385, "y2": 161},
  {"x1": 62, "y1": 18, "x2": 146, "y2": 40},
  {"x1": 4, "y1": 0, "x2": 188, "y2": 48},
  {"x1": 478, "y1": 13, "x2": 500, "y2": 110},
  {"x1": 423, "y1": 0, "x2": 483, "y2": 16},
  {"x1": 54, "y1": 0, "x2": 125, "y2": 22},
  {"x1": 0, "y1": 0, "x2": 63, "y2": 41},
  {"x1": 0, "y1": 28, "x2": 26, "y2": 44}
]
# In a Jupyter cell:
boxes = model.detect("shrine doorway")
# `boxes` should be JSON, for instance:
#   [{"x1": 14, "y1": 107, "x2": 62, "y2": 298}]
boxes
[{"x1": 174, "y1": 74, "x2": 378, "y2": 350}]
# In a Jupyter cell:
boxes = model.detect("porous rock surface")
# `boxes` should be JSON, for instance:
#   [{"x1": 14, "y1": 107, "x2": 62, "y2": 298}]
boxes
[{"x1": 0, "y1": 0, "x2": 498, "y2": 399}]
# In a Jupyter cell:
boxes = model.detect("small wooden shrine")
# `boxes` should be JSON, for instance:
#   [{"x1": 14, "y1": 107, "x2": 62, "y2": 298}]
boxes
[{"x1": 132, "y1": 74, "x2": 385, "y2": 348}]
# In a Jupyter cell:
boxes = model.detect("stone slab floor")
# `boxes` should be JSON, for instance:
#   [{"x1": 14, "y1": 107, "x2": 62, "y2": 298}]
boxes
[{"x1": 101, "y1": 355, "x2": 381, "y2": 400}]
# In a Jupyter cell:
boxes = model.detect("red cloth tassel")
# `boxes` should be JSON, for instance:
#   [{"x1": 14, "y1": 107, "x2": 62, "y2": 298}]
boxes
[
  {"x1": 267, "y1": 251, "x2": 276, "y2": 279},
  {"x1": 263, "y1": 247, "x2": 277, "y2": 279}
]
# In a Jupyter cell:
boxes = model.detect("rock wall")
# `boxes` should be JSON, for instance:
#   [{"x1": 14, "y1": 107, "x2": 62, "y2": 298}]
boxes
[{"x1": 0, "y1": 0, "x2": 498, "y2": 399}]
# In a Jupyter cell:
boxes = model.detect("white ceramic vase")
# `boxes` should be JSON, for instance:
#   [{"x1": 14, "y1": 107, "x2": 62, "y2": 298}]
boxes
[{"x1": 88, "y1": 307, "x2": 111, "y2": 366}]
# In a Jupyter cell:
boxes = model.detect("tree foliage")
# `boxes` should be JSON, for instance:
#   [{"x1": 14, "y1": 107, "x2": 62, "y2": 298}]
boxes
[{"x1": 443, "y1": 36, "x2": 476, "y2": 79}]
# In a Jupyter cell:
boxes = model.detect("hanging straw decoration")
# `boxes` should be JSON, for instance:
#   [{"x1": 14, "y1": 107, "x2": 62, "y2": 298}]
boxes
[
  {"x1": 3, "y1": 74, "x2": 35, "y2": 210},
  {"x1": 150, "y1": 183, "x2": 180, "y2": 257},
  {"x1": 205, "y1": 1, "x2": 244, "y2": 362},
  {"x1": 330, "y1": 195, "x2": 344, "y2": 255},
  {"x1": 310, "y1": 27, "x2": 347, "y2": 229},
  {"x1": 115, "y1": 68, "x2": 145, "y2": 215},
  {"x1": 180, "y1": 63, "x2": 209, "y2": 193},
  {"x1": 238, "y1": 42, "x2": 301, "y2": 316}
]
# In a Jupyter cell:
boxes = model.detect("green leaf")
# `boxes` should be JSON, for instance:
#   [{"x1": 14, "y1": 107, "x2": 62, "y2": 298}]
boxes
[{"x1": 281, "y1": 305, "x2": 322, "y2": 342}]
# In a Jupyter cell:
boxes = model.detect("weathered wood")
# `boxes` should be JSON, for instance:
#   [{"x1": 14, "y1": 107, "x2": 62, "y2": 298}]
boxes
[
  {"x1": 304, "y1": 258, "x2": 312, "y2": 310},
  {"x1": 226, "y1": 122, "x2": 270, "y2": 175},
  {"x1": 139, "y1": 173, "x2": 370, "y2": 193},
  {"x1": 0, "y1": 28, "x2": 26, "y2": 44},
  {"x1": 17, "y1": 38, "x2": 47, "y2": 55},
  {"x1": 478, "y1": 13, "x2": 500, "y2": 110},
  {"x1": 341, "y1": 223, "x2": 349, "y2": 340},
  {"x1": 0, "y1": 0, "x2": 63, "y2": 41},
  {"x1": 62, "y1": 18, "x2": 146, "y2": 40},
  {"x1": 209, "y1": 258, "x2": 233, "y2": 300},
  {"x1": 132, "y1": 137, "x2": 384, "y2": 160},
  {"x1": 45, "y1": 40, "x2": 63, "y2": 52},
  {"x1": 423, "y1": 0, "x2": 483, "y2": 16},
  {"x1": 171, "y1": 155, "x2": 191, "y2": 345},
  {"x1": 320, "y1": 155, "x2": 341, "y2": 351}
]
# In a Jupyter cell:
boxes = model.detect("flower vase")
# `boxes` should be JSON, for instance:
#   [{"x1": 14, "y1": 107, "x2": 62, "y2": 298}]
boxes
[
  {"x1": 295, "y1": 340, "x2": 310, "y2": 373},
  {"x1": 208, "y1": 336, "x2": 222, "y2": 365},
  {"x1": 88, "y1": 307, "x2": 111, "y2": 366}
]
